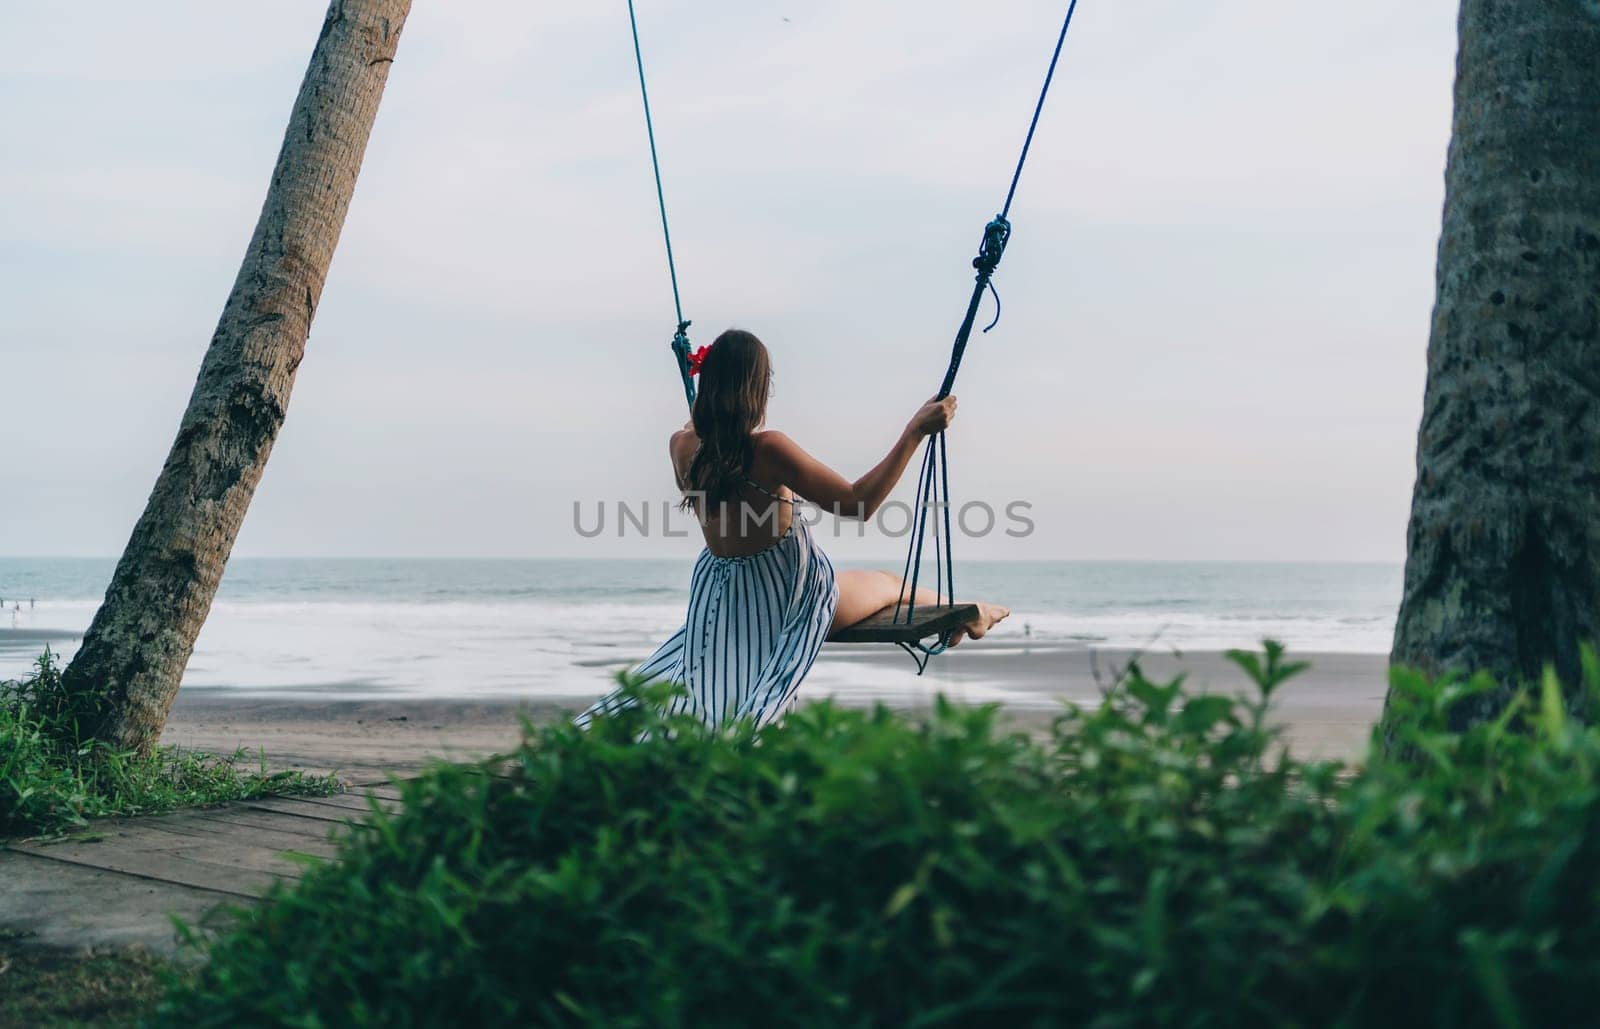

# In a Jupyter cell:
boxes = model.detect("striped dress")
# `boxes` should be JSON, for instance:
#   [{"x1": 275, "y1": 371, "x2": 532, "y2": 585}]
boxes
[{"x1": 579, "y1": 517, "x2": 839, "y2": 729}]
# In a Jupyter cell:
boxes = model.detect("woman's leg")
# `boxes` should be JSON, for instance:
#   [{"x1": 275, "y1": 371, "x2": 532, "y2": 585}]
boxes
[
  {"x1": 829, "y1": 570, "x2": 1010, "y2": 646},
  {"x1": 829, "y1": 570, "x2": 931, "y2": 637}
]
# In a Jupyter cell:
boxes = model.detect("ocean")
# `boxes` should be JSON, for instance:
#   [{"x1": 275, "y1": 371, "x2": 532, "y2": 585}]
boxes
[{"x1": 0, "y1": 558, "x2": 1401, "y2": 703}]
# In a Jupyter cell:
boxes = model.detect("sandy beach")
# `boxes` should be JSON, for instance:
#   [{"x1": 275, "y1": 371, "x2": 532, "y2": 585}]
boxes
[{"x1": 157, "y1": 644, "x2": 1389, "y2": 781}]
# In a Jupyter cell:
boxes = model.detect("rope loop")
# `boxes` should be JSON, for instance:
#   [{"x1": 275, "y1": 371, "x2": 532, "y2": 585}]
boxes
[
  {"x1": 982, "y1": 280, "x2": 1003, "y2": 334},
  {"x1": 896, "y1": 637, "x2": 949, "y2": 675},
  {"x1": 973, "y1": 216, "x2": 1011, "y2": 333}
]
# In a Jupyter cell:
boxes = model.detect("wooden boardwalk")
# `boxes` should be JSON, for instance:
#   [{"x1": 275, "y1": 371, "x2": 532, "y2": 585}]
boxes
[{"x1": 4, "y1": 783, "x2": 403, "y2": 903}]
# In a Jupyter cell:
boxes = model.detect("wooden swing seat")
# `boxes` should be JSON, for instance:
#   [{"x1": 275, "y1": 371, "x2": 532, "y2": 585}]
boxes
[{"x1": 830, "y1": 604, "x2": 979, "y2": 645}]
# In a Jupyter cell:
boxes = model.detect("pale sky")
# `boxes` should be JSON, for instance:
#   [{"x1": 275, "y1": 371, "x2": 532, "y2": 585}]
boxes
[{"x1": 0, "y1": 1, "x2": 1457, "y2": 563}]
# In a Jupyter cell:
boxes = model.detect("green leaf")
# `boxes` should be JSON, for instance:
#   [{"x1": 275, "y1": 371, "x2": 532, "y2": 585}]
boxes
[
  {"x1": 884, "y1": 882, "x2": 919, "y2": 918},
  {"x1": 1538, "y1": 665, "x2": 1567, "y2": 742},
  {"x1": 1177, "y1": 695, "x2": 1237, "y2": 735}
]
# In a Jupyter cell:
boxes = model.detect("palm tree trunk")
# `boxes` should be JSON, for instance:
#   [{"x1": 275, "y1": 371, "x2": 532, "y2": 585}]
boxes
[
  {"x1": 61, "y1": 0, "x2": 411, "y2": 753},
  {"x1": 1389, "y1": 0, "x2": 1600, "y2": 725}
]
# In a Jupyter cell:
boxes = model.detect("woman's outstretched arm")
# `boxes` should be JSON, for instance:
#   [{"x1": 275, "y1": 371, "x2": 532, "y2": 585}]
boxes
[{"x1": 756, "y1": 396, "x2": 956, "y2": 519}]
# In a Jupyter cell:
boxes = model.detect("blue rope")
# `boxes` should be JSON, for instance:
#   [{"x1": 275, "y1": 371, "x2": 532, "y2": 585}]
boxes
[
  {"x1": 936, "y1": 0, "x2": 1079, "y2": 398},
  {"x1": 1001, "y1": 0, "x2": 1080, "y2": 221},
  {"x1": 898, "y1": 437, "x2": 939, "y2": 624},
  {"x1": 897, "y1": 1, "x2": 1082, "y2": 670},
  {"x1": 626, "y1": 0, "x2": 696, "y2": 409},
  {"x1": 622, "y1": 0, "x2": 1081, "y2": 669}
]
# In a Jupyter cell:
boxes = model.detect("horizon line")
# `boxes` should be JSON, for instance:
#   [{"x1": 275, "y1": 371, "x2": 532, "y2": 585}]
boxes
[{"x1": 0, "y1": 554, "x2": 1407, "y2": 566}]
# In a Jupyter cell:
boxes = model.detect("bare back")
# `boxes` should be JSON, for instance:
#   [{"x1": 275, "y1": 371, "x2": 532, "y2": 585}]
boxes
[{"x1": 671, "y1": 428, "x2": 796, "y2": 558}]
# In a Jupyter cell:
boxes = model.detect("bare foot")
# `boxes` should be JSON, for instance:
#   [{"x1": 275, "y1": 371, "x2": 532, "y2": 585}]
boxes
[{"x1": 946, "y1": 602, "x2": 1011, "y2": 648}]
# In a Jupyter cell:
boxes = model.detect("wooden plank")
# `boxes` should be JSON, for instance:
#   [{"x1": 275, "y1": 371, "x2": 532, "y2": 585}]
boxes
[
  {"x1": 13, "y1": 824, "x2": 325, "y2": 876},
  {"x1": 190, "y1": 808, "x2": 349, "y2": 843},
  {"x1": 0, "y1": 785, "x2": 406, "y2": 903},
  {"x1": 7, "y1": 841, "x2": 276, "y2": 899},
  {"x1": 128, "y1": 841, "x2": 315, "y2": 881},
  {"x1": 829, "y1": 604, "x2": 979, "y2": 645},
  {"x1": 145, "y1": 814, "x2": 341, "y2": 859},
  {"x1": 99, "y1": 814, "x2": 313, "y2": 854},
  {"x1": 288, "y1": 792, "x2": 401, "y2": 816},
  {"x1": 243, "y1": 797, "x2": 370, "y2": 824}
]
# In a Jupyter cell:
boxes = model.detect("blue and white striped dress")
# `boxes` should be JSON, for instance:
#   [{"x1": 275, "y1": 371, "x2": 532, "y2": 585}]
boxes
[{"x1": 579, "y1": 517, "x2": 839, "y2": 729}]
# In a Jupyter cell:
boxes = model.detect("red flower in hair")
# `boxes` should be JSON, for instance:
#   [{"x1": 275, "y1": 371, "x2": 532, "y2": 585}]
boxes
[{"x1": 687, "y1": 345, "x2": 711, "y2": 376}]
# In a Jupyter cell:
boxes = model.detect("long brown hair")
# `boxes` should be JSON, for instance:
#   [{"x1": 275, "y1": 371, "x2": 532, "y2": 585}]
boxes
[{"x1": 681, "y1": 329, "x2": 771, "y2": 510}]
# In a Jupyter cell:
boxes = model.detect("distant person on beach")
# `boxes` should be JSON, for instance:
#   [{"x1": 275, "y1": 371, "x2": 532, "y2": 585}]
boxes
[{"x1": 581, "y1": 329, "x2": 1009, "y2": 728}]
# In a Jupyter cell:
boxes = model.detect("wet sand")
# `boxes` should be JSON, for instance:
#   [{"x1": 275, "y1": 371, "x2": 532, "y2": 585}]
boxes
[{"x1": 159, "y1": 645, "x2": 1389, "y2": 779}]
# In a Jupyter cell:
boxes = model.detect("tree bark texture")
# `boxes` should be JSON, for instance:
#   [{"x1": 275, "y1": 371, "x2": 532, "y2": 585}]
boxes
[
  {"x1": 1390, "y1": 0, "x2": 1600, "y2": 724},
  {"x1": 61, "y1": 1, "x2": 411, "y2": 753}
]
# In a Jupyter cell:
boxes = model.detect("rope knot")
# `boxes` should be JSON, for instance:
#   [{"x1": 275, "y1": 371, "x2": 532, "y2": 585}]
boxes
[
  {"x1": 972, "y1": 215, "x2": 1012, "y2": 276},
  {"x1": 670, "y1": 321, "x2": 694, "y2": 362},
  {"x1": 670, "y1": 320, "x2": 696, "y2": 407}
]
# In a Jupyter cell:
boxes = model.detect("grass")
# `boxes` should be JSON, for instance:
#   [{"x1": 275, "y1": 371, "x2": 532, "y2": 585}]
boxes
[
  {"x1": 1, "y1": 648, "x2": 341, "y2": 838},
  {"x1": 0, "y1": 929, "x2": 183, "y2": 1028},
  {"x1": 152, "y1": 643, "x2": 1600, "y2": 1026}
]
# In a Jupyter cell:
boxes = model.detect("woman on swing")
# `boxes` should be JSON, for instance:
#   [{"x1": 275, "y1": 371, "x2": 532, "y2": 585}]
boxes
[{"x1": 582, "y1": 328, "x2": 1010, "y2": 728}]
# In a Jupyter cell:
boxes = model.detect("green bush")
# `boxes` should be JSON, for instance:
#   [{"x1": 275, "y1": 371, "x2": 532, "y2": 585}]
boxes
[
  {"x1": 1, "y1": 649, "x2": 339, "y2": 837},
  {"x1": 155, "y1": 645, "x2": 1600, "y2": 1027}
]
